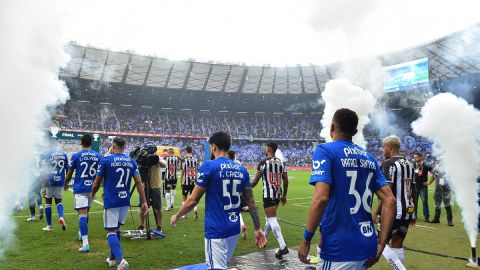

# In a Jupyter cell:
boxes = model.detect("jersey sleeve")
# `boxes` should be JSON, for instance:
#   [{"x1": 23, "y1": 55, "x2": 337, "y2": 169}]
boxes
[
  {"x1": 96, "y1": 157, "x2": 107, "y2": 177},
  {"x1": 381, "y1": 160, "x2": 396, "y2": 184},
  {"x1": 256, "y1": 159, "x2": 265, "y2": 172},
  {"x1": 243, "y1": 167, "x2": 252, "y2": 189},
  {"x1": 309, "y1": 145, "x2": 333, "y2": 186},
  {"x1": 195, "y1": 161, "x2": 211, "y2": 188},
  {"x1": 373, "y1": 161, "x2": 389, "y2": 191},
  {"x1": 132, "y1": 159, "x2": 140, "y2": 176},
  {"x1": 69, "y1": 153, "x2": 78, "y2": 171}
]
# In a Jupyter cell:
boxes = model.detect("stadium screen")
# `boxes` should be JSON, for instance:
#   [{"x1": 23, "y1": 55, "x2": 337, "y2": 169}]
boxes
[{"x1": 383, "y1": 58, "x2": 430, "y2": 93}]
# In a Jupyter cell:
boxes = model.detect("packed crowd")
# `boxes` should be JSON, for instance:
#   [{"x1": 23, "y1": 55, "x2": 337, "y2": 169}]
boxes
[
  {"x1": 92, "y1": 135, "x2": 433, "y2": 167},
  {"x1": 58, "y1": 102, "x2": 321, "y2": 140}
]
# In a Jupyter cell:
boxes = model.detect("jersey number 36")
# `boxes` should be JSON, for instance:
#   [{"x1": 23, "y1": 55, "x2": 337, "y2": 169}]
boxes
[{"x1": 347, "y1": 170, "x2": 373, "y2": 214}]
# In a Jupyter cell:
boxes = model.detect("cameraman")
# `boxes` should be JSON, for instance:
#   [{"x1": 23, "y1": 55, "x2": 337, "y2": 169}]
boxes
[{"x1": 132, "y1": 143, "x2": 167, "y2": 232}]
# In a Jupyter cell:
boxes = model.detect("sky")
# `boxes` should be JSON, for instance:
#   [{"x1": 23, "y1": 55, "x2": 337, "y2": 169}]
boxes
[{"x1": 62, "y1": 0, "x2": 480, "y2": 66}]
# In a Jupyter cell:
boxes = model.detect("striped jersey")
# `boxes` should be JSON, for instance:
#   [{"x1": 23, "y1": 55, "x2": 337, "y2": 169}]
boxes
[
  {"x1": 165, "y1": 155, "x2": 180, "y2": 181},
  {"x1": 257, "y1": 157, "x2": 287, "y2": 200},
  {"x1": 381, "y1": 156, "x2": 415, "y2": 220},
  {"x1": 182, "y1": 156, "x2": 199, "y2": 185}
]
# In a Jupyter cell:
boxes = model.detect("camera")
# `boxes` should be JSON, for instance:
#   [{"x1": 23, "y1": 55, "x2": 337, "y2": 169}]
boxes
[{"x1": 130, "y1": 142, "x2": 160, "y2": 182}]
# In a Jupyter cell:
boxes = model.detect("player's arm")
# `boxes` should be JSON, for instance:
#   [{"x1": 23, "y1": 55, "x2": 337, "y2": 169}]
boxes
[
  {"x1": 281, "y1": 172, "x2": 288, "y2": 205},
  {"x1": 243, "y1": 187, "x2": 267, "y2": 248},
  {"x1": 91, "y1": 175, "x2": 103, "y2": 198},
  {"x1": 133, "y1": 174, "x2": 148, "y2": 216},
  {"x1": 171, "y1": 185, "x2": 206, "y2": 226},
  {"x1": 64, "y1": 169, "x2": 74, "y2": 191},
  {"x1": 250, "y1": 171, "x2": 262, "y2": 188},
  {"x1": 180, "y1": 164, "x2": 185, "y2": 186},
  {"x1": 298, "y1": 181, "x2": 330, "y2": 263},
  {"x1": 373, "y1": 162, "x2": 394, "y2": 222},
  {"x1": 364, "y1": 185, "x2": 396, "y2": 268}
]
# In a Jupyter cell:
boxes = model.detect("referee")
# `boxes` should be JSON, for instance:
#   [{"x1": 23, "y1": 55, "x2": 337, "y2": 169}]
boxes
[{"x1": 251, "y1": 142, "x2": 289, "y2": 259}]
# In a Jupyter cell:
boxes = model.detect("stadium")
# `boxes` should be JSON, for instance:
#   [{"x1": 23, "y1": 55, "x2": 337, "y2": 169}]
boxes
[{"x1": 2, "y1": 1, "x2": 480, "y2": 270}]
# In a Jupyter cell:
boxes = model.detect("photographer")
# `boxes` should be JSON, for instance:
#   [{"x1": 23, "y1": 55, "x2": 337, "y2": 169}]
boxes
[{"x1": 131, "y1": 143, "x2": 167, "y2": 232}]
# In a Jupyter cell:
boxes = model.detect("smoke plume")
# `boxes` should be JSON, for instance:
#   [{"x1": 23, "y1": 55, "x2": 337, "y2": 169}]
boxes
[
  {"x1": 412, "y1": 93, "x2": 480, "y2": 247},
  {"x1": 320, "y1": 79, "x2": 376, "y2": 147},
  {"x1": 0, "y1": 0, "x2": 69, "y2": 257}
]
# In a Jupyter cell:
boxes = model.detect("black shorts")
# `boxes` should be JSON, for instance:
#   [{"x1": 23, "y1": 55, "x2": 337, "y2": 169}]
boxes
[
  {"x1": 165, "y1": 179, "x2": 177, "y2": 190},
  {"x1": 263, "y1": 198, "x2": 280, "y2": 209},
  {"x1": 390, "y1": 219, "x2": 410, "y2": 239},
  {"x1": 182, "y1": 185, "x2": 194, "y2": 196},
  {"x1": 145, "y1": 188, "x2": 162, "y2": 210}
]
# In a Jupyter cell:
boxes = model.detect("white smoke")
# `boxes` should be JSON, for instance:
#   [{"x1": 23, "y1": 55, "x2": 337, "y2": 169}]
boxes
[
  {"x1": 0, "y1": 0, "x2": 69, "y2": 257},
  {"x1": 412, "y1": 93, "x2": 480, "y2": 247},
  {"x1": 320, "y1": 79, "x2": 376, "y2": 147}
]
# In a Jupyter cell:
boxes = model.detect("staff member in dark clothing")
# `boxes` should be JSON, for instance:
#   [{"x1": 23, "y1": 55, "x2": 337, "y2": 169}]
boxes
[
  {"x1": 431, "y1": 167, "x2": 453, "y2": 226},
  {"x1": 413, "y1": 152, "x2": 435, "y2": 222}
]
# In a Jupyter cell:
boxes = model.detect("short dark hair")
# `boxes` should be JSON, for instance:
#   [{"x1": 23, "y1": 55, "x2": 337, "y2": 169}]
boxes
[
  {"x1": 112, "y1": 137, "x2": 126, "y2": 149},
  {"x1": 414, "y1": 152, "x2": 423, "y2": 157},
  {"x1": 227, "y1": 150, "x2": 236, "y2": 160},
  {"x1": 163, "y1": 149, "x2": 168, "y2": 152},
  {"x1": 209, "y1": 132, "x2": 231, "y2": 151},
  {"x1": 266, "y1": 142, "x2": 278, "y2": 153},
  {"x1": 185, "y1": 146, "x2": 193, "y2": 153},
  {"x1": 81, "y1": 134, "x2": 93, "y2": 147},
  {"x1": 332, "y1": 108, "x2": 358, "y2": 136}
]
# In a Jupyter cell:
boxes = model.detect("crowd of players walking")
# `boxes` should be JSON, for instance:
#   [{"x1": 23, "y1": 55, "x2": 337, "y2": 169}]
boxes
[{"x1": 27, "y1": 108, "x2": 454, "y2": 270}]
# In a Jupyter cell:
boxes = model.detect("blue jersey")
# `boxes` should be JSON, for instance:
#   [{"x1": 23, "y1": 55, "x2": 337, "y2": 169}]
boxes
[
  {"x1": 43, "y1": 151, "x2": 68, "y2": 187},
  {"x1": 310, "y1": 139, "x2": 388, "y2": 262},
  {"x1": 195, "y1": 157, "x2": 251, "y2": 239},
  {"x1": 69, "y1": 149, "x2": 103, "y2": 194},
  {"x1": 96, "y1": 153, "x2": 139, "y2": 209}
]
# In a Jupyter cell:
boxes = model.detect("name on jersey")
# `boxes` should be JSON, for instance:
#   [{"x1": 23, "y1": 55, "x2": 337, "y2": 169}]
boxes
[
  {"x1": 219, "y1": 170, "x2": 244, "y2": 179},
  {"x1": 80, "y1": 156, "x2": 99, "y2": 161},
  {"x1": 111, "y1": 157, "x2": 134, "y2": 168},
  {"x1": 343, "y1": 147, "x2": 367, "y2": 157},
  {"x1": 341, "y1": 158, "x2": 376, "y2": 170}
]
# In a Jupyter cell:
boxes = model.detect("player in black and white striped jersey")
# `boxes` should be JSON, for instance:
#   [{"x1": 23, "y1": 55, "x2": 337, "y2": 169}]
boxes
[
  {"x1": 251, "y1": 142, "x2": 289, "y2": 259},
  {"x1": 372, "y1": 135, "x2": 414, "y2": 265},
  {"x1": 180, "y1": 146, "x2": 199, "y2": 219},
  {"x1": 164, "y1": 148, "x2": 180, "y2": 211}
]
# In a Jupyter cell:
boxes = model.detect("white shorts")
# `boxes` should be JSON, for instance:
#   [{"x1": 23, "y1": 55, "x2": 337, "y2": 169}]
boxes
[
  {"x1": 45, "y1": 186, "x2": 63, "y2": 199},
  {"x1": 103, "y1": 206, "x2": 129, "y2": 230},
  {"x1": 205, "y1": 234, "x2": 239, "y2": 270},
  {"x1": 316, "y1": 260, "x2": 366, "y2": 270},
  {"x1": 74, "y1": 193, "x2": 92, "y2": 210}
]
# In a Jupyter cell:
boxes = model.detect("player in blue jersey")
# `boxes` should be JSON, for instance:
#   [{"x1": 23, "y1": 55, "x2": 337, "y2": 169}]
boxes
[
  {"x1": 41, "y1": 141, "x2": 69, "y2": 232},
  {"x1": 92, "y1": 137, "x2": 148, "y2": 270},
  {"x1": 171, "y1": 132, "x2": 266, "y2": 270},
  {"x1": 298, "y1": 108, "x2": 396, "y2": 270},
  {"x1": 64, "y1": 135, "x2": 103, "y2": 253}
]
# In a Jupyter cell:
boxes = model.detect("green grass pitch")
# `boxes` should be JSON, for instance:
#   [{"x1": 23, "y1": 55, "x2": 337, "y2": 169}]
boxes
[{"x1": 2, "y1": 170, "x2": 475, "y2": 269}]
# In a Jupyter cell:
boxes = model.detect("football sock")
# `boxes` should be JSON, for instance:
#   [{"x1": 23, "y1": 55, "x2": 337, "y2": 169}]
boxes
[
  {"x1": 171, "y1": 190, "x2": 176, "y2": 207},
  {"x1": 165, "y1": 193, "x2": 171, "y2": 209},
  {"x1": 267, "y1": 217, "x2": 286, "y2": 249},
  {"x1": 382, "y1": 245, "x2": 406, "y2": 270},
  {"x1": 240, "y1": 213, "x2": 245, "y2": 228},
  {"x1": 392, "y1": 248, "x2": 405, "y2": 264},
  {"x1": 194, "y1": 206, "x2": 198, "y2": 214},
  {"x1": 264, "y1": 217, "x2": 271, "y2": 238},
  {"x1": 79, "y1": 214, "x2": 88, "y2": 246},
  {"x1": 107, "y1": 233, "x2": 123, "y2": 261},
  {"x1": 56, "y1": 203, "x2": 64, "y2": 218},
  {"x1": 45, "y1": 204, "x2": 52, "y2": 226}
]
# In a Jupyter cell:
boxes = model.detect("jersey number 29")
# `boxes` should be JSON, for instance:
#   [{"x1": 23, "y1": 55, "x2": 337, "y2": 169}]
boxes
[{"x1": 347, "y1": 171, "x2": 373, "y2": 214}]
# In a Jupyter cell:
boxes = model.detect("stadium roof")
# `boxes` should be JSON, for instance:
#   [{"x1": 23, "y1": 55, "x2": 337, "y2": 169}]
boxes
[{"x1": 60, "y1": 24, "x2": 480, "y2": 94}]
